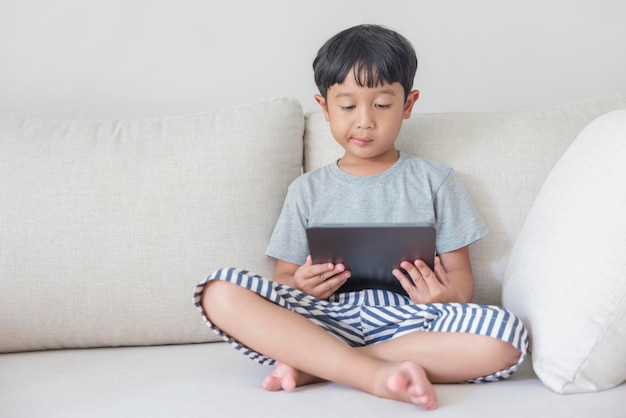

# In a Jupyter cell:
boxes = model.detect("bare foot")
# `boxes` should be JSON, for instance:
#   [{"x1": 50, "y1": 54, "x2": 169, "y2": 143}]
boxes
[
  {"x1": 384, "y1": 362, "x2": 437, "y2": 410},
  {"x1": 262, "y1": 363, "x2": 324, "y2": 391},
  {"x1": 263, "y1": 361, "x2": 436, "y2": 409},
  {"x1": 262, "y1": 363, "x2": 298, "y2": 391}
]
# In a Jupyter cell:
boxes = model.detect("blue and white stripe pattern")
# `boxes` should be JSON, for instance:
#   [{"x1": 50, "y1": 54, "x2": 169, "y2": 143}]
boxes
[{"x1": 193, "y1": 268, "x2": 528, "y2": 383}]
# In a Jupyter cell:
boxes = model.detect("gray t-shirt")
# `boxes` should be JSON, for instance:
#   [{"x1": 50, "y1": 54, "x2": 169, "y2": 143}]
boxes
[{"x1": 266, "y1": 151, "x2": 488, "y2": 265}]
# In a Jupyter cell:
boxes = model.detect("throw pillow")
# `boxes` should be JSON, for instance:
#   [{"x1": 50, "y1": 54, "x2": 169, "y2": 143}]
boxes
[{"x1": 502, "y1": 109, "x2": 626, "y2": 393}]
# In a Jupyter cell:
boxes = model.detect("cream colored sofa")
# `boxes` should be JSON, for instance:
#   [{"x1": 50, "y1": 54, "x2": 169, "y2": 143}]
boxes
[{"x1": 1, "y1": 95, "x2": 626, "y2": 417}]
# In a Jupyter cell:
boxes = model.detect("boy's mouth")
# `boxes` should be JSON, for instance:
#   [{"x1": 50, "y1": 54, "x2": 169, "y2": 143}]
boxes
[{"x1": 351, "y1": 137, "x2": 373, "y2": 147}]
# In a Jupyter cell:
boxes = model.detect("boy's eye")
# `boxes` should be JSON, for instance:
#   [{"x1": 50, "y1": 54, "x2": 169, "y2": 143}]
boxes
[
  {"x1": 375, "y1": 104, "x2": 392, "y2": 109},
  {"x1": 340, "y1": 105, "x2": 356, "y2": 111}
]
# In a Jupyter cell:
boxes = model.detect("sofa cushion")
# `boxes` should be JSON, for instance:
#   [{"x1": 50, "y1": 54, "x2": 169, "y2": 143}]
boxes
[
  {"x1": 304, "y1": 93, "x2": 626, "y2": 305},
  {"x1": 502, "y1": 109, "x2": 626, "y2": 393},
  {"x1": 0, "y1": 98, "x2": 304, "y2": 353},
  {"x1": 2, "y1": 344, "x2": 626, "y2": 418}
]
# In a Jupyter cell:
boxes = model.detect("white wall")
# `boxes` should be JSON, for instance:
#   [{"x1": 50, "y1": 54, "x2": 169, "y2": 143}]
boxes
[{"x1": 1, "y1": 0, "x2": 625, "y2": 118}]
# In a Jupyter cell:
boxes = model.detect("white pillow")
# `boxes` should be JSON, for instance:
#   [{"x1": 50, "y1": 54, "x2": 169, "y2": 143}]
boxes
[
  {"x1": 0, "y1": 98, "x2": 304, "y2": 352},
  {"x1": 502, "y1": 109, "x2": 626, "y2": 393}
]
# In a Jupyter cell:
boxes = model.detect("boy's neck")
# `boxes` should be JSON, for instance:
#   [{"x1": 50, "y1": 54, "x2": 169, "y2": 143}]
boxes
[{"x1": 337, "y1": 150, "x2": 400, "y2": 176}]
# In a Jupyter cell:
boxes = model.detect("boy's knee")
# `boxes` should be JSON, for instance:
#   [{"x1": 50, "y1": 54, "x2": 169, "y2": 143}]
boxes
[
  {"x1": 201, "y1": 279, "x2": 241, "y2": 318},
  {"x1": 491, "y1": 338, "x2": 523, "y2": 370}
]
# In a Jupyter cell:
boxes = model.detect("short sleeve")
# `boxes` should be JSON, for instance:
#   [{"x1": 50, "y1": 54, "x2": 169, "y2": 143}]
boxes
[
  {"x1": 433, "y1": 169, "x2": 489, "y2": 254},
  {"x1": 265, "y1": 180, "x2": 310, "y2": 265}
]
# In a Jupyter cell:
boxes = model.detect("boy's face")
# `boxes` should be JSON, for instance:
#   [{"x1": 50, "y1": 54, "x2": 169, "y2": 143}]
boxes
[{"x1": 315, "y1": 74, "x2": 419, "y2": 169}]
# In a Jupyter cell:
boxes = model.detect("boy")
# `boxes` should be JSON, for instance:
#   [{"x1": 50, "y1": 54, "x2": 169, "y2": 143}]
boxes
[{"x1": 194, "y1": 24, "x2": 527, "y2": 410}]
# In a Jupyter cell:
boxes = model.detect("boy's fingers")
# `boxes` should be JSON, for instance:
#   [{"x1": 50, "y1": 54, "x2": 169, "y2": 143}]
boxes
[
  {"x1": 315, "y1": 271, "x2": 349, "y2": 298},
  {"x1": 304, "y1": 261, "x2": 338, "y2": 278},
  {"x1": 325, "y1": 272, "x2": 349, "y2": 289},
  {"x1": 413, "y1": 260, "x2": 442, "y2": 289},
  {"x1": 393, "y1": 268, "x2": 428, "y2": 303},
  {"x1": 306, "y1": 263, "x2": 347, "y2": 287},
  {"x1": 432, "y1": 257, "x2": 448, "y2": 285},
  {"x1": 393, "y1": 269, "x2": 409, "y2": 287},
  {"x1": 399, "y1": 261, "x2": 429, "y2": 291}
]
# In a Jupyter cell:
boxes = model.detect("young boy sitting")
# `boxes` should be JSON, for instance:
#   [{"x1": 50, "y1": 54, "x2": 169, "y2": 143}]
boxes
[{"x1": 194, "y1": 24, "x2": 528, "y2": 411}]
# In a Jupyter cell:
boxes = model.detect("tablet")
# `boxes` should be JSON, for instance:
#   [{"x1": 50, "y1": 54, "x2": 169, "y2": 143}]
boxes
[{"x1": 305, "y1": 223, "x2": 436, "y2": 295}]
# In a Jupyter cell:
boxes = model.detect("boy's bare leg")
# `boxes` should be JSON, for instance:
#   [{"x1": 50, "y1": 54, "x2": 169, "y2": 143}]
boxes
[
  {"x1": 362, "y1": 331, "x2": 521, "y2": 383},
  {"x1": 263, "y1": 332, "x2": 521, "y2": 391},
  {"x1": 202, "y1": 280, "x2": 437, "y2": 409}
]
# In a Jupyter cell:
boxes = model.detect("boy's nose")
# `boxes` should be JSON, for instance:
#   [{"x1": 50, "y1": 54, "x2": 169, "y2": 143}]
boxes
[{"x1": 356, "y1": 109, "x2": 374, "y2": 129}]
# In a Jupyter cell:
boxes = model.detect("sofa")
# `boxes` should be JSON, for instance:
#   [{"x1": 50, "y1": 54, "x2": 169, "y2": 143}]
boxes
[{"x1": 1, "y1": 94, "x2": 626, "y2": 417}]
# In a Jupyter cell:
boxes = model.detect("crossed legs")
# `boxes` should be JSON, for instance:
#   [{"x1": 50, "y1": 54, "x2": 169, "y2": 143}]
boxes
[{"x1": 201, "y1": 279, "x2": 521, "y2": 410}]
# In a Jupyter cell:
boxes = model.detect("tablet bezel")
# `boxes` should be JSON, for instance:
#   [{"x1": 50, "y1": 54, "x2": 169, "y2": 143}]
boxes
[{"x1": 305, "y1": 223, "x2": 436, "y2": 295}]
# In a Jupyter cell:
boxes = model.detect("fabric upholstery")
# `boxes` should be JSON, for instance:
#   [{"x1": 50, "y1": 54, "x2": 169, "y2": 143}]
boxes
[
  {"x1": 2, "y1": 343, "x2": 626, "y2": 418},
  {"x1": 502, "y1": 109, "x2": 626, "y2": 393},
  {"x1": 0, "y1": 98, "x2": 304, "y2": 352}
]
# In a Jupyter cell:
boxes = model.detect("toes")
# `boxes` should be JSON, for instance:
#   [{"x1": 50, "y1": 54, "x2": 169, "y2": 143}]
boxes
[
  {"x1": 387, "y1": 362, "x2": 438, "y2": 410},
  {"x1": 262, "y1": 374, "x2": 283, "y2": 391},
  {"x1": 408, "y1": 388, "x2": 438, "y2": 411},
  {"x1": 262, "y1": 363, "x2": 298, "y2": 392},
  {"x1": 281, "y1": 373, "x2": 297, "y2": 391}
]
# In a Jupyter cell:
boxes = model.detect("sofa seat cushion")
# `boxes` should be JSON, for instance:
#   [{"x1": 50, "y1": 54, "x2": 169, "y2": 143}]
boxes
[
  {"x1": 0, "y1": 98, "x2": 304, "y2": 353},
  {"x1": 1, "y1": 343, "x2": 626, "y2": 417},
  {"x1": 503, "y1": 109, "x2": 626, "y2": 393}
]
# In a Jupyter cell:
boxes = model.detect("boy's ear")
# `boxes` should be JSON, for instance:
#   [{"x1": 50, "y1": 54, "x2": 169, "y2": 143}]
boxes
[
  {"x1": 403, "y1": 89, "x2": 420, "y2": 119},
  {"x1": 314, "y1": 94, "x2": 330, "y2": 121}
]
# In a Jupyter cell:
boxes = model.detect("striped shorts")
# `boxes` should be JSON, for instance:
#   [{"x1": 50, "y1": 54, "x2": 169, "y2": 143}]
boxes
[{"x1": 194, "y1": 267, "x2": 529, "y2": 383}]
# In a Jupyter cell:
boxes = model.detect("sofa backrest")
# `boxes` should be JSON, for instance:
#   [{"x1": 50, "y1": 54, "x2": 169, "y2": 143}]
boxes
[
  {"x1": 2, "y1": 94, "x2": 625, "y2": 354},
  {"x1": 304, "y1": 94, "x2": 626, "y2": 305},
  {"x1": 0, "y1": 98, "x2": 304, "y2": 353}
]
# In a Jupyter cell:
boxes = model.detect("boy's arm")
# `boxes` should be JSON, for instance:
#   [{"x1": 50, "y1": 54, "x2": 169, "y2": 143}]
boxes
[
  {"x1": 272, "y1": 260, "x2": 300, "y2": 287},
  {"x1": 437, "y1": 246, "x2": 475, "y2": 303},
  {"x1": 273, "y1": 257, "x2": 350, "y2": 300},
  {"x1": 393, "y1": 246, "x2": 475, "y2": 304}
]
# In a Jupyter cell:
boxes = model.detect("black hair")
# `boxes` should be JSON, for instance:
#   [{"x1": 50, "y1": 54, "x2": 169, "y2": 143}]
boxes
[{"x1": 313, "y1": 24, "x2": 418, "y2": 100}]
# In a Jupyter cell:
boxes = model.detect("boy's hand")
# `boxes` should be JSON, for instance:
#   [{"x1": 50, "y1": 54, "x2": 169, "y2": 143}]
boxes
[
  {"x1": 292, "y1": 256, "x2": 350, "y2": 299},
  {"x1": 272, "y1": 256, "x2": 350, "y2": 299},
  {"x1": 392, "y1": 256, "x2": 459, "y2": 304}
]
